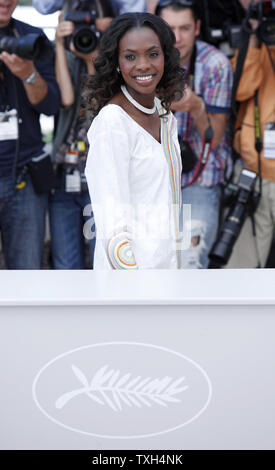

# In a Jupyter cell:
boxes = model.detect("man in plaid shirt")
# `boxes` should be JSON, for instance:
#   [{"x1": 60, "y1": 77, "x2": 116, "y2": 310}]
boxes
[{"x1": 157, "y1": 0, "x2": 233, "y2": 268}]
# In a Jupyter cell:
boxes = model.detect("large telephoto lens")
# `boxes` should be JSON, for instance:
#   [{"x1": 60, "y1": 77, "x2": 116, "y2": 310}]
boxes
[
  {"x1": 209, "y1": 192, "x2": 250, "y2": 268},
  {"x1": 0, "y1": 33, "x2": 49, "y2": 60}
]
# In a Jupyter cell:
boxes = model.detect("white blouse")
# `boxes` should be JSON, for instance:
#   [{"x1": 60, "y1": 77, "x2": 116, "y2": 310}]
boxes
[{"x1": 85, "y1": 103, "x2": 182, "y2": 270}]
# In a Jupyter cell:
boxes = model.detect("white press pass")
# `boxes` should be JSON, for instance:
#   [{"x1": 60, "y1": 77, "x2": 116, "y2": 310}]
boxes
[
  {"x1": 65, "y1": 169, "x2": 81, "y2": 193},
  {"x1": 0, "y1": 109, "x2": 18, "y2": 141},
  {"x1": 264, "y1": 122, "x2": 275, "y2": 160}
]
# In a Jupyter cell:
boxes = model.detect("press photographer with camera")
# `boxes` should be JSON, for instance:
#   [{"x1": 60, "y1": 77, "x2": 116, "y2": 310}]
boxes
[
  {"x1": 223, "y1": 0, "x2": 275, "y2": 269},
  {"x1": 148, "y1": 0, "x2": 245, "y2": 54},
  {"x1": 32, "y1": 0, "x2": 157, "y2": 15},
  {"x1": 0, "y1": 0, "x2": 60, "y2": 269},
  {"x1": 50, "y1": 0, "x2": 114, "y2": 269},
  {"x1": 156, "y1": 0, "x2": 233, "y2": 269}
]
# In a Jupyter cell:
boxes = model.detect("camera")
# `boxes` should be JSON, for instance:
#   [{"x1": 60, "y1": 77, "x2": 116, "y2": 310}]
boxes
[
  {"x1": 250, "y1": 0, "x2": 275, "y2": 18},
  {"x1": 178, "y1": 135, "x2": 197, "y2": 173},
  {"x1": 249, "y1": 0, "x2": 275, "y2": 45},
  {"x1": 0, "y1": 33, "x2": 51, "y2": 60},
  {"x1": 196, "y1": 0, "x2": 245, "y2": 51},
  {"x1": 209, "y1": 168, "x2": 260, "y2": 268},
  {"x1": 205, "y1": 24, "x2": 243, "y2": 49},
  {"x1": 64, "y1": 10, "x2": 101, "y2": 54},
  {"x1": 201, "y1": 1, "x2": 275, "y2": 52}
]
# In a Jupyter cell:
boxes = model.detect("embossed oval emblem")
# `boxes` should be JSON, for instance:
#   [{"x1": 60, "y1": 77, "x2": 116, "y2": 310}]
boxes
[{"x1": 32, "y1": 342, "x2": 212, "y2": 439}]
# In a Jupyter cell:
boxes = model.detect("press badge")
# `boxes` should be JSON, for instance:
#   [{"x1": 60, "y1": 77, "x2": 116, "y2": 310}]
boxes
[
  {"x1": 264, "y1": 122, "x2": 275, "y2": 159},
  {"x1": 65, "y1": 168, "x2": 81, "y2": 193},
  {"x1": 0, "y1": 109, "x2": 18, "y2": 141},
  {"x1": 65, "y1": 148, "x2": 78, "y2": 165}
]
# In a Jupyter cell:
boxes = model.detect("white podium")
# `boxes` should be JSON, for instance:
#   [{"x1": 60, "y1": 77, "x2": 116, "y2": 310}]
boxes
[{"x1": 0, "y1": 269, "x2": 275, "y2": 450}]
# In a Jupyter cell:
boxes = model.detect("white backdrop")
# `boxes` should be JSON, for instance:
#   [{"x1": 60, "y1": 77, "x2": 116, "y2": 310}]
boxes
[{"x1": 0, "y1": 269, "x2": 275, "y2": 450}]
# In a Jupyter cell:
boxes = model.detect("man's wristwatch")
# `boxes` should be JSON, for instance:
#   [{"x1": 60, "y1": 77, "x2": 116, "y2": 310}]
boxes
[{"x1": 24, "y1": 70, "x2": 37, "y2": 84}]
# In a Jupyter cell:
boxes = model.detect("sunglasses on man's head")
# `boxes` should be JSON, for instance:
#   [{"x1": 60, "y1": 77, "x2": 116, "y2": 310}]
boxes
[{"x1": 156, "y1": 0, "x2": 195, "y2": 9}]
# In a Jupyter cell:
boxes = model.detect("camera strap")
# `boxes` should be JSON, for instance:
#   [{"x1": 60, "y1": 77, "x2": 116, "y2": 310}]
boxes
[
  {"x1": 266, "y1": 43, "x2": 275, "y2": 74},
  {"x1": 230, "y1": 12, "x2": 253, "y2": 150},
  {"x1": 246, "y1": 89, "x2": 263, "y2": 267},
  {"x1": 184, "y1": 43, "x2": 196, "y2": 140},
  {"x1": 254, "y1": 89, "x2": 262, "y2": 196},
  {"x1": 182, "y1": 44, "x2": 214, "y2": 188},
  {"x1": 186, "y1": 43, "x2": 197, "y2": 92},
  {"x1": 183, "y1": 120, "x2": 214, "y2": 189}
]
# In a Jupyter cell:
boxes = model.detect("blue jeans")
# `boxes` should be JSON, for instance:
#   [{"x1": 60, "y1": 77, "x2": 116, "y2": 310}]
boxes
[
  {"x1": 49, "y1": 189, "x2": 95, "y2": 269},
  {"x1": 180, "y1": 183, "x2": 221, "y2": 269},
  {"x1": 0, "y1": 172, "x2": 48, "y2": 269}
]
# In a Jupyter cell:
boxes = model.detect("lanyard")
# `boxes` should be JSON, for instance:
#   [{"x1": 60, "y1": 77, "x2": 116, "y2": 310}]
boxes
[
  {"x1": 183, "y1": 125, "x2": 214, "y2": 189},
  {"x1": 184, "y1": 44, "x2": 197, "y2": 141},
  {"x1": 254, "y1": 89, "x2": 262, "y2": 196},
  {"x1": 254, "y1": 90, "x2": 262, "y2": 155},
  {"x1": 182, "y1": 44, "x2": 214, "y2": 188},
  {"x1": 186, "y1": 43, "x2": 197, "y2": 91}
]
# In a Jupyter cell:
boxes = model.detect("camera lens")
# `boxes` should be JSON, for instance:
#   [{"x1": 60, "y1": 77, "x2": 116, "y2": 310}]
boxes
[
  {"x1": 0, "y1": 33, "x2": 50, "y2": 60},
  {"x1": 209, "y1": 193, "x2": 250, "y2": 267},
  {"x1": 73, "y1": 27, "x2": 99, "y2": 54}
]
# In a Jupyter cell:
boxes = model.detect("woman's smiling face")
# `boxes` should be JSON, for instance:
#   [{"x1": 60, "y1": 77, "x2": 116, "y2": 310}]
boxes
[{"x1": 118, "y1": 26, "x2": 165, "y2": 102}]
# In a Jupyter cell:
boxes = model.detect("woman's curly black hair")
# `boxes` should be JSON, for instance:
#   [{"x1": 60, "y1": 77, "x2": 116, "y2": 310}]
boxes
[{"x1": 85, "y1": 12, "x2": 185, "y2": 115}]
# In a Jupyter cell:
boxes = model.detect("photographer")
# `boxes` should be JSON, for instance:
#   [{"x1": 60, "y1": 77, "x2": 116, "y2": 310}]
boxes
[
  {"x1": 226, "y1": 0, "x2": 275, "y2": 268},
  {"x1": 32, "y1": 0, "x2": 153, "y2": 15},
  {"x1": 50, "y1": 1, "x2": 114, "y2": 269},
  {"x1": 0, "y1": 0, "x2": 60, "y2": 269},
  {"x1": 156, "y1": 0, "x2": 233, "y2": 269}
]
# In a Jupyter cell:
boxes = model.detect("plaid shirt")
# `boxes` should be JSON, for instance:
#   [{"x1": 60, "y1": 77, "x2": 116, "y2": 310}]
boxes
[{"x1": 176, "y1": 40, "x2": 233, "y2": 188}]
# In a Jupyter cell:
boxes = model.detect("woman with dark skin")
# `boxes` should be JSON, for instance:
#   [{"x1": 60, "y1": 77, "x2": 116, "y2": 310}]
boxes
[
  {"x1": 85, "y1": 13, "x2": 185, "y2": 270},
  {"x1": 110, "y1": 26, "x2": 165, "y2": 144}
]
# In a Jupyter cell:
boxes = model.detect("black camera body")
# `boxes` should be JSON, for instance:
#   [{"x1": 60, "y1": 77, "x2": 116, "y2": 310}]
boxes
[
  {"x1": 178, "y1": 136, "x2": 197, "y2": 174},
  {"x1": 64, "y1": 10, "x2": 101, "y2": 54},
  {"x1": 197, "y1": 0, "x2": 245, "y2": 51},
  {"x1": 209, "y1": 169, "x2": 260, "y2": 268},
  {"x1": 203, "y1": 0, "x2": 275, "y2": 51},
  {"x1": 206, "y1": 24, "x2": 243, "y2": 49},
  {"x1": 248, "y1": 0, "x2": 275, "y2": 45},
  {"x1": 250, "y1": 0, "x2": 275, "y2": 19},
  {"x1": 0, "y1": 33, "x2": 51, "y2": 60}
]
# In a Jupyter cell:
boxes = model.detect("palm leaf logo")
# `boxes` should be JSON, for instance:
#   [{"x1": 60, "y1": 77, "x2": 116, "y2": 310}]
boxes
[{"x1": 55, "y1": 364, "x2": 188, "y2": 412}]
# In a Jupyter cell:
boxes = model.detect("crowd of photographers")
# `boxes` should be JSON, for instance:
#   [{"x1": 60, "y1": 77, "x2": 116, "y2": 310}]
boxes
[{"x1": 0, "y1": 0, "x2": 274, "y2": 270}]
